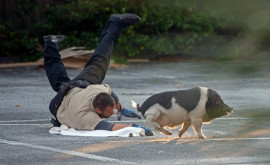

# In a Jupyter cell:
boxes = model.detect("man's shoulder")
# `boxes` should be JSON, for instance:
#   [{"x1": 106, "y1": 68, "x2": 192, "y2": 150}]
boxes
[
  {"x1": 85, "y1": 84, "x2": 111, "y2": 93},
  {"x1": 66, "y1": 84, "x2": 112, "y2": 98},
  {"x1": 86, "y1": 84, "x2": 111, "y2": 89},
  {"x1": 68, "y1": 87, "x2": 84, "y2": 94}
]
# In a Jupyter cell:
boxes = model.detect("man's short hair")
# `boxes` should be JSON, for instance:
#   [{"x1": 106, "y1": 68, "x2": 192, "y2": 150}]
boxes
[{"x1": 93, "y1": 93, "x2": 115, "y2": 111}]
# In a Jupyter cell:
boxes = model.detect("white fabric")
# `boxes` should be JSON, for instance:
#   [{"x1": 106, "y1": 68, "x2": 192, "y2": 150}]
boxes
[{"x1": 49, "y1": 125, "x2": 145, "y2": 137}]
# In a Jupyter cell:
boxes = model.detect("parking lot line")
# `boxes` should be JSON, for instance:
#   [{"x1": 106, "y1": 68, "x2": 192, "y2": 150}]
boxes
[
  {"x1": 0, "y1": 124, "x2": 51, "y2": 126},
  {"x1": 0, "y1": 119, "x2": 49, "y2": 123},
  {"x1": 170, "y1": 157, "x2": 270, "y2": 164},
  {"x1": 1, "y1": 117, "x2": 268, "y2": 123},
  {"x1": 209, "y1": 137, "x2": 270, "y2": 141},
  {"x1": 0, "y1": 138, "x2": 136, "y2": 164},
  {"x1": 234, "y1": 107, "x2": 265, "y2": 110}
]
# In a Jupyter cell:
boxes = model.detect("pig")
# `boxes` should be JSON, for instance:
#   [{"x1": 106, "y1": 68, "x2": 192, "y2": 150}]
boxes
[{"x1": 132, "y1": 87, "x2": 233, "y2": 139}]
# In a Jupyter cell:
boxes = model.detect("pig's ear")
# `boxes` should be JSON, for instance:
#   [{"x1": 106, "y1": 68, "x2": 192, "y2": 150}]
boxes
[
  {"x1": 206, "y1": 89, "x2": 215, "y2": 118},
  {"x1": 207, "y1": 89, "x2": 214, "y2": 100},
  {"x1": 206, "y1": 89, "x2": 219, "y2": 118},
  {"x1": 207, "y1": 89, "x2": 218, "y2": 101},
  {"x1": 205, "y1": 89, "x2": 214, "y2": 110}
]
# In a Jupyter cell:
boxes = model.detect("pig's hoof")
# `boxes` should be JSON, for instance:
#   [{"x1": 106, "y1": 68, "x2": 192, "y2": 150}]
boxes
[
  {"x1": 167, "y1": 132, "x2": 173, "y2": 135},
  {"x1": 178, "y1": 132, "x2": 184, "y2": 138},
  {"x1": 164, "y1": 131, "x2": 173, "y2": 135},
  {"x1": 199, "y1": 136, "x2": 206, "y2": 139}
]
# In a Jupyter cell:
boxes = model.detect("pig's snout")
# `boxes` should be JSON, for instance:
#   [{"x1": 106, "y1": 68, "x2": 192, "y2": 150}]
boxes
[{"x1": 223, "y1": 104, "x2": 233, "y2": 115}]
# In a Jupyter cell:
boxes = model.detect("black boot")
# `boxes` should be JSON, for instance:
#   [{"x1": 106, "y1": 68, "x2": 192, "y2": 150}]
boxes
[
  {"x1": 44, "y1": 35, "x2": 65, "y2": 43},
  {"x1": 109, "y1": 13, "x2": 141, "y2": 27},
  {"x1": 98, "y1": 13, "x2": 141, "y2": 44}
]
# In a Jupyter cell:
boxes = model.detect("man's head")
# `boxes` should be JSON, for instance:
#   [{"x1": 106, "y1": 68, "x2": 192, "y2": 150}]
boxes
[{"x1": 93, "y1": 93, "x2": 115, "y2": 118}]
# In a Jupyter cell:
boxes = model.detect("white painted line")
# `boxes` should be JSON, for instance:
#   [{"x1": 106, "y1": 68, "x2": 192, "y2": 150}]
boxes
[
  {"x1": 151, "y1": 75, "x2": 175, "y2": 79},
  {"x1": 208, "y1": 137, "x2": 270, "y2": 141},
  {"x1": 0, "y1": 120, "x2": 143, "y2": 125},
  {"x1": 1, "y1": 117, "x2": 268, "y2": 124},
  {"x1": 216, "y1": 117, "x2": 268, "y2": 120},
  {"x1": 233, "y1": 107, "x2": 265, "y2": 110},
  {"x1": 112, "y1": 118, "x2": 270, "y2": 121},
  {"x1": 120, "y1": 71, "x2": 175, "y2": 79},
  {"x1": 0, "y1": 119, "x2": 49, "y2": 123},
  {"x1": 204, "y1": 130, "x2": 232, "y2": 135},
  {"x1": 172, "y1": 157, "x2": 270, "y2": 164},
  {"x1": 110, "y1": 120, "x2": 143, "y2": 123},
  {"x1": 0, "y1": 122, "x2": 141, "y2": 126},
  {"x1": 0, "y1": 138, "x2": 136, "y2": 164},
  {"x1": 0, "y1": 124, "x2": 51, "y2": 126}
]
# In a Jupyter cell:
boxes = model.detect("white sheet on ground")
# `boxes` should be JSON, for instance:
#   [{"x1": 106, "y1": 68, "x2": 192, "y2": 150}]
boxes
[{"x1": 49, "y1": 125, "x2": 145, "y2": 137}]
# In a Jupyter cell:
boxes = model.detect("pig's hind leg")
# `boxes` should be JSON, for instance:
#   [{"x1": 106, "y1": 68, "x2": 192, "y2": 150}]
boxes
[{"x1": 145, "y1": 110, "x2": 173, "y2": 135}]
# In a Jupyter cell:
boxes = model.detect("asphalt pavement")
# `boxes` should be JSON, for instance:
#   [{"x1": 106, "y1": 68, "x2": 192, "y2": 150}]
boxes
[{"x1": 0, "y1": 61, "x2": 270, "y2": 165}]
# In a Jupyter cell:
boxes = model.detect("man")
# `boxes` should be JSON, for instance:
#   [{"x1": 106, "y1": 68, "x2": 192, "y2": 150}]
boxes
[{"x1": 43, "y1": 13, "x2": 153, "y2": 136}]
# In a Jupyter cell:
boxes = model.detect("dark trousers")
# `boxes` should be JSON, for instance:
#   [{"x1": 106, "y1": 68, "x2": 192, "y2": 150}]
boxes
[
  {"x1": 44, "y1": 18, "x2": 124, "y2": 119},
  {"x1": 44, "y1": 19, "x2": 124, "y2": 92}
]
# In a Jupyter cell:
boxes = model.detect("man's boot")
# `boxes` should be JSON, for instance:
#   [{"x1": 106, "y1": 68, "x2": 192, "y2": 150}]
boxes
[
  {"x1": 44, "y1": 35, "x2": 65, "y2": 43},
  {"x1": 109, "y1": 13, "x2": 141, "y2": 27},
  {"x1": 98, "y1": 13, "x2": 141, "y2": 43}
]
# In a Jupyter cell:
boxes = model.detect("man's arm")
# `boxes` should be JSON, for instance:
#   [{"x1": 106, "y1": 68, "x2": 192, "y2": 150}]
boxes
[
  {"x1": 112, "y1": 124, "x2": 132, "y2": 131},
  {"x1": 111, "y1": 91, "x2": 125, "y2": 113},
  {"x1": 111, "y1": 91, "x2": 119, "y2": 105},
  {"x1": 94, "y1": 120, "x2": 131, "y2": 131},
  {"x1": 95, "y1": 121, "x2": 153, "y2": 136},
  {"x1": 111, "y1": 91, "x2": 141, "y2": 119},
  {"x1": 94, "y1": 120, "x2": 153, "y2": 135}
]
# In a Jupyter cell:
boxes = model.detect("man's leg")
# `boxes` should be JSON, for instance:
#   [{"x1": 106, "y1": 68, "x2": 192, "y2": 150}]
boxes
[
  {"x1": 72, "y1": 14, "x2": 141, "y2": 84},
  {"x1": 43, "y1": 36, "x2": 70, "y2": 92},
  {"x1": 43, "y1": 35, "x2": 71, "y2": 123}
]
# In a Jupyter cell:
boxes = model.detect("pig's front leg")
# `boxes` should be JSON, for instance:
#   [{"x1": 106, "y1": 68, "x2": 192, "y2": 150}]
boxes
[
  {"x1": 191, "y1": 118, "x2": 206, "y2": 139},
  {"x1": 178, "y1": 122, "x2": 191, "y2": 138}
]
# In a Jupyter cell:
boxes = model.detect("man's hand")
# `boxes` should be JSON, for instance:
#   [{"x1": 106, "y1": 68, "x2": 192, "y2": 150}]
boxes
[
  {"x1": 132, "y1": 123, "x2": 154, "y2": 136},
  {"x1": 115, "y1": 102, "x2": 123, "y2": 111},
  {"x1": 122, "y1": 108, "x2": 141, "y2": 119}
]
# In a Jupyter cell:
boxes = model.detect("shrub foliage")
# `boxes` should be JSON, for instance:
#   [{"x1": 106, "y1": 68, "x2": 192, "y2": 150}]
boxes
[{"x1": 1, "y1": 0, "x2": 243, "y2": 62}]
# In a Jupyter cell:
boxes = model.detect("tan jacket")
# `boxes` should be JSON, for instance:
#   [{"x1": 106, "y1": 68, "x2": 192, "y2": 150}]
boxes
[{"x1": 57, "y1": 84, "x2": 112, "y2": 130}]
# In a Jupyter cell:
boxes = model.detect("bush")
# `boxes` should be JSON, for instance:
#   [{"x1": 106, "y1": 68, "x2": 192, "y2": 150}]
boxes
[
  {"x1": 0, "y1": 0, "x2": 244, "y2": 63},
  {"x1": 0, "y1": 23, "x2": 41, "y2": 62}
]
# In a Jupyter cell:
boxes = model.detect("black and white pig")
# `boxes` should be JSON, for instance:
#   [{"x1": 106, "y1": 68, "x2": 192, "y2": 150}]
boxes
[{"x1": 132, "y1": 87, "x2": 233, "y2": 139}]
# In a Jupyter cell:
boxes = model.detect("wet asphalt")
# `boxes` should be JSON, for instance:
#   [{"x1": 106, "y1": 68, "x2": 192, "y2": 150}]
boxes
[{"x1": 0, "y1": 61, "x2": 270, "y2": 165}]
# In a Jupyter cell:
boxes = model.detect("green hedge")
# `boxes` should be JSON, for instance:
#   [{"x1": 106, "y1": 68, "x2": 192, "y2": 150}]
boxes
[{"x1": 0, "y1": 0, "x2": 244, "y2": 63}]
